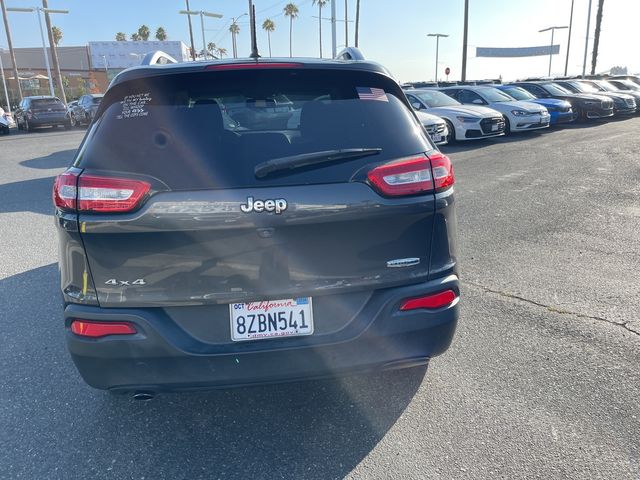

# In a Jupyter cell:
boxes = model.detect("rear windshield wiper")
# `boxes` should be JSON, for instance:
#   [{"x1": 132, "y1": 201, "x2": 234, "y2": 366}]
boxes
[{"x1": 254, "y1": 148, "x2": 382, "y2": 178}]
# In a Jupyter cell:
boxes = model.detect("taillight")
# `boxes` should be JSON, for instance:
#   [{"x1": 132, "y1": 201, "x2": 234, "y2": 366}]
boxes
[
  {"x1": 400, "y1": 290, "x2": 458, "y2": 311},
  {"x1": 53, "y1": 171, "x2": 78, "y2": 210},
  {"x1": 53, "y1": 173, "x2": 151, "y2": 213},
  {"x1": 367, "y1": 152, "x2": 454, "y2": 197},
  {"x1": 70, "y1": 320, "x2": 137, "y2": 338},
  {"x1": 77, "y1": 175, "x2": 151, "y2": 212}
]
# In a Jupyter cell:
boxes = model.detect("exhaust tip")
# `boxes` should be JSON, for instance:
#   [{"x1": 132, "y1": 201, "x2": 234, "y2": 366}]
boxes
[{"x1": 132, "y1": 391, "x2": 156, "y2": 401}]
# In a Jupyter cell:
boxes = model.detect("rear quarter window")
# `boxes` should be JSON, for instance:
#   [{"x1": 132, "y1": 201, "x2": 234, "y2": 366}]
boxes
[{"x1": 77, "y1": 68, "x2": 433, "y2": 190}]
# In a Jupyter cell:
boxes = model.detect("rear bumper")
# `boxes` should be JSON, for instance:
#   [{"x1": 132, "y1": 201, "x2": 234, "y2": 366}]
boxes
[
  {"x1": 64, "y1": 275, "x2": 459, "y2": 392},
  {"x1": 29, "y1": 116, "x2": 69, "y2": 126}
]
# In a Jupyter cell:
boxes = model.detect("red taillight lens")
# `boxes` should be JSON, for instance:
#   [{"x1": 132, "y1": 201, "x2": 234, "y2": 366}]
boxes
[
  {"x1": 77, "y1": 175, "x2": 151, "y2": 213},
  {"x1": 367, "y1": 153, "x2": 454, "y2": 197},
  {"x1": 53, "y1": 171, "x2": 78, "y2": 210},
  {"x1": 70, "y1": 320, "x2": 137, "y2": 338},
  {"x1": 205, "y1": 62, "x2": 303, "y2": 71},
  {"x1": 400, "y1": 290, "x2": 458, "y2": 311},
  {"x1": 367, "y1": 155, "x2": 434, "y2": 197},
  {"x1": 429, "y1": 152, "x2": 455, "y2": 191}
]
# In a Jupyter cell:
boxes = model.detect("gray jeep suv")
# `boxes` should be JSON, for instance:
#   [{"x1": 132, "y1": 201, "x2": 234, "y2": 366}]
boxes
[{"x1": 53, "y1": 58, "x2": 459, "y2": 394}]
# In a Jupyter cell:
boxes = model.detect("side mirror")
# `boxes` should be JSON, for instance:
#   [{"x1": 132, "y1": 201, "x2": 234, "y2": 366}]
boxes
[
  {"x1": 472, "y1": 99, "x2": 484, "y2": 105},
  {"x1": 411, "y1": 102, "x2": 422, "y2": 110}
]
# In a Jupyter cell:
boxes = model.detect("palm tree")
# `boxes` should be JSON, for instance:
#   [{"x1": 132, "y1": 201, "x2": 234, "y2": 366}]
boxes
[
  {"x1": 229, "y1": 22, "x2": 240, "y2": 58},
  {"x1": 217, "y1": 46, "x2": 228, "y2": 58},
  {"x1": 283, "y1": 3, "x2": 299, "y2": 57},
  {"x1": 155, "y1": 27, "x2": 167, "y2": 41},
  {"x1": 130, "y1": 33, "x2": 141, "y2": 41},
  {"x1": 207, "y1": 42, "x2": 219, "y2": 58},
  {"x1": 262, "y1": 19, "x2": 275, "y2": 57},
  {"x1": 51, "y1": 26, "x2": 62, "y2": 45},
  {"x1": 138, "y1": 25, "x2": 150, "y2": 41},
  {"x1": 312, "y1": 1, "x2": 329, "y2": 58},
  {"x1": 115, "y1": 32, "x2": 127, "y2": 41}
]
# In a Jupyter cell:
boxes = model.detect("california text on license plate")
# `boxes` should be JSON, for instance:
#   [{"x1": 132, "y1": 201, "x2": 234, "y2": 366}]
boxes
[{"x1": 229, "y1": 297, "x2": 314, "y2": 341}]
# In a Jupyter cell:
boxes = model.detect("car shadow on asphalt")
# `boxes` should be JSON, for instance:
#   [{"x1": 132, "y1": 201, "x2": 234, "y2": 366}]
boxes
[
  {"x1": 19, "y1": 149, "x2": 76, "y2": 170},
  {"x1": 1, "y1": 263, "x2": 427, "y2": 480},
  {"x1": 0, "y1": 176, "x2": 56, "y2": 215}
]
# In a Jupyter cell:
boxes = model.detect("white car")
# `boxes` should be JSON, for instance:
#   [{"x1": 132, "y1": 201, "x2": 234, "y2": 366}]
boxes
[
  {"x1": 406, "y1": 89, "x2": 506, "y2": 141},
  {"x1": 414, "y1": 110, "x2": 449, "y2": 146},
  {"x1": 439, "y1": 86, "x2": 550, "y2": 133}
]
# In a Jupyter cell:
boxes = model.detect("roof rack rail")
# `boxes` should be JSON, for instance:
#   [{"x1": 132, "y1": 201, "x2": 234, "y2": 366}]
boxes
[
  {"x1": 141, "y1": 51, "x2": 178, "y2": 66},
  {"x1": 335, "y1": 47, "x2": 365, "y2": 61}
]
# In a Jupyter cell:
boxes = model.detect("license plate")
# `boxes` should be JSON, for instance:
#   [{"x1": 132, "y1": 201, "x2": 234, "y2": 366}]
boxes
[
  {"x1": 229, "y1": 297, "x2": 314, "y2": 341},
  {"x1": 431, "y1": 134, "x2": 442, "y2": 142},
  {"x1": 491, "y1": 124, "x2": 499, "y2": 131}
]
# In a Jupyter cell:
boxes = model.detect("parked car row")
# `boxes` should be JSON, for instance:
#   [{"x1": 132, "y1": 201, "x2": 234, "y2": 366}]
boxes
[
  {"x1": 3, "y1": 93, "x2": 103, "y2": 134},
  {"x1": 403, "y1": 76, "x2": 640, "y2": 144}
]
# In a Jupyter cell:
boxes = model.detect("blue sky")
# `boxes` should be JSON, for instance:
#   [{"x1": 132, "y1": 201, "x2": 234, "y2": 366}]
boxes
[{"x1": 2, "y1": 0, "x2": 637, "y2": 82}]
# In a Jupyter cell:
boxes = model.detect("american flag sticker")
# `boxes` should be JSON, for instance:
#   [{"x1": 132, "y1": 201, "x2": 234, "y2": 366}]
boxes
[{"x1": 356, "y1": 87, "x2": 388, "y2": 102}]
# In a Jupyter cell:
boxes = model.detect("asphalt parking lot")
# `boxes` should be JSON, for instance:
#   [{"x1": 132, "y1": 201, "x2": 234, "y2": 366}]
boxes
[{"x1": 1, "y1": 121, "x2": 639, "y2": 479}]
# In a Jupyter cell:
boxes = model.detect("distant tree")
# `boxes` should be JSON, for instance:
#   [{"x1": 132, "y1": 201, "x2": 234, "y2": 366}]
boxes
[
  {"x1": 138, "y1": 25, "x2": 150, "y2": 41},
  {"x1": 312, "y1": 1, "x2": 328, "y2": 58},
  {"x1": 115, "y1": 32, "x2": 127, "y2": 41},
  {"x1": 51, "y1": 26, "x2": 63, "y2": 46},
  {"x1": 130, "y1": 33, "x2": 141, "y2": 41},
  {"x1": 155, "y1": 27, "x2": 167, "y2": 41},
  {"x1": 207, "y1": 42, "x2": 217, "y2": 57},
  {"x1": 229, "y1": 22, "x2": 240, "y2": 58},
  {"x1": 283, "y1": 3, "x2": 299, "y2": 57},
  {"x1": 217, "y1": 46, "x2": 227, "y2": 58},
  {"x1": 262, "y1": 19, "x2": 275, "y2": 57}
]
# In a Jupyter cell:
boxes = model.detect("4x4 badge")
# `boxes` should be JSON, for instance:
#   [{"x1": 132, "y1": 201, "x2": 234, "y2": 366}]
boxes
[
  {"x1": 240, "y1": 196, "x2": 287, "y2": 214},
  {"x1": 105, "y1": 278, "x2": 146, "y2": 286}
]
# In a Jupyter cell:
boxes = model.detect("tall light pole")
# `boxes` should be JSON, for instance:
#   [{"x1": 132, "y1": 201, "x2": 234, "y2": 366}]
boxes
[
  {"x1": 582, "y1": 0, "x2": 593, "y2": 78},
  {"x1": 42, "y1": 0, "x2": 65, "y2": 104},
  {"x1": 428, "y1": 33, "x2": 448, "y2": 82},
  {"x1": 461, "y1": 0, "x2": 469, "y2": 82},
  {"x1": 331, "y1": 0, "x2": 337, "y2": 58},
  {"x1": 564, "y1": 0, "x2": 575, "y2": 76},
  {"x1": 7, "y1": 6, "x2": 68, "y2": 97},
  {"x1": 0, "y1": 0, "x2": 22, "y2": 100},
  {"x1": 539, "y1": 26, "x2": 567, "y2": 76},
  {"x1": 184, "y1": 0, "x2": 196, "y2": 61},
  {"x1": 179, "y1": 9, "x2": 223, "y2": 60}
]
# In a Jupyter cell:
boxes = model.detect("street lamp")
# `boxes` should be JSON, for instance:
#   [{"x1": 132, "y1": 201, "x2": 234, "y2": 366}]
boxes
[
  {"x1": 230, "y1": 13, "x2": 248, "y2": 59},
  {"x1": 6, "y1": 6, "x2": 68, "y2": 97},
  {"x1": 0, "y1": 47, "x2": 11, "y2": 113},
  {"x1": 539, "y1": 25, "x2": 568, "y2": 77},
  {"x1": 427, "y1": 33, "x2": 448, "y2": 83},
  {"x1": 179, "y1": 9, "x2": 223, "y2": 60}
]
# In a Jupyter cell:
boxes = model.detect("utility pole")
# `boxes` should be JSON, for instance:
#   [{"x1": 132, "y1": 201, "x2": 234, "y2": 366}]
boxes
[
  {"x1": 344, "y1": 0, "x2": 348, "y2": 47},
  {"x1": 564, "y1": 0, "x2": 575, "y2": 76},
  {"x1": 590, "y1": 0, "x2": 605, "y2": 75},
  {"x1": 582, "y1": 0, "x2": 593, "y2": 78},
  {"x1": 0, "y1": 49, "x2": 11, "y2": 112},
  {"x1": 42, "y1": 0, "x2": 65, "y2": 103},
  {"x1": 0, "y1": 0, "x2": 22, "y2": 100},
  {"x1": 331, "y1": 0, "x2": 337, "y2": 58},
  {"x1": 185, "y1": 0, "x2": 196, "y2": 60},
  {"x1": 354, "y1": 0, "x2": 360, "y2": 47},
  {"x1": 461, "y1": 0, "x2": 469, "y2": 81}
]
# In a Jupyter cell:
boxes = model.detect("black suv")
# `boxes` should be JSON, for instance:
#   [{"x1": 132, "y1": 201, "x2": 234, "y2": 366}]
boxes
[
  {"x1": 14, "y1": 96, "x2": 70, "y2": 131},
  {"x1": 69, "y1": 94, "x2": 104, "y2": 127},
  {"x1": 53, "y1": 59, "x2": 459, "y2": 394}
]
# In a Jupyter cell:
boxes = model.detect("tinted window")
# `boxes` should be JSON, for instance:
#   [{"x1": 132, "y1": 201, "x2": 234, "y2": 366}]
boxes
[
  {"x1": 545, "y1": 83, "x2": 572, "y2": 95},
  {"x1": 31, "y1": 98, "x2": 63, "y2": 108},
  {"x1": 501, "y1": 87, "x2": 535, "y2": 101},
  {"x1": 458, "y1": 90, "x2": 485, "y2": 104},
  {"x1": 78, "y1": 68, "x2": 433, "y2": 190},
  {"x1": 413, "y1": 90, "x2": 461, "y2": 107}
]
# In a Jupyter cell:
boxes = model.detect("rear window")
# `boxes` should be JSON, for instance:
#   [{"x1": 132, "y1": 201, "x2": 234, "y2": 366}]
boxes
[
  {"x1": 32, "y1": 98, "x2": 62, "y2": 108},
  {"x1": 77, "y1": 68, "x2": 432, "y2": 190}
]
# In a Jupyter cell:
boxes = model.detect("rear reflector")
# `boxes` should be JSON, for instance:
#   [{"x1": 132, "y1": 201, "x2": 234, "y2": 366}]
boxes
[
  {"x1": 70, "y1": 320, "x2": 137, "y2": 338},
  {"x1": 367, "y1": 152, "x2": 454, "y2": 197},
  {"x1": 206, "y1": 62, "x2": 303, "y2": 71},
  {"x1": 400, "y1": 290, "x2": 458, "y2": 311}
]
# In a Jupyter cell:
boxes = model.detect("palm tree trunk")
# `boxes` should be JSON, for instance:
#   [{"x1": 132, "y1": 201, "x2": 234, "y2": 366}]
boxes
[
  {"x1": 318, "y1": 4, "x2": 322, "y2": 58},
  {"x1": 289, "y1": 18, "x2": 293, "y2": 57},
  {"x1": 268, "y1": 31, "x2": 272, "y2": 57}
]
